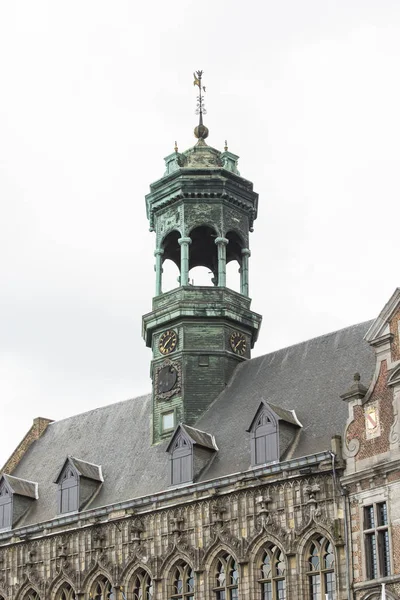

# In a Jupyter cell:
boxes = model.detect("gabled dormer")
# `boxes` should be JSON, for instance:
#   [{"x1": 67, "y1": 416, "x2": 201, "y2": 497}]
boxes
[
  {"x1": 0, "y1": 474, "x2": 38, "y2": 530},
  {"x1": 166, "y1": 424, "x2": 218, "y2": 486},
  {"x1": 246, "y1": 401, "x2": 302, "y2": 467},
  {"x1": 54, "y1": 456, "x2": 103, "y2": 514}
]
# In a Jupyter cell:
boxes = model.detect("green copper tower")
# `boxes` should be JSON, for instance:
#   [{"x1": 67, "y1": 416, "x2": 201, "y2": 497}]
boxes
[{"x1": 142, "y1": 72, "x2": 262, "y2": 443}]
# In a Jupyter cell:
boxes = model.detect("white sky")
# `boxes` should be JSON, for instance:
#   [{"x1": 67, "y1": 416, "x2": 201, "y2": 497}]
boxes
[{"x1": 1, "y1": 0, "x2": 400, "y2": 467}]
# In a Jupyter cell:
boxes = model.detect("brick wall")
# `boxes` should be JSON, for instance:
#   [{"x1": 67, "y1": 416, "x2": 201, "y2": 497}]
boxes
[{"x1": 1, "y1": 417, "x2": 53, "y2": 474}]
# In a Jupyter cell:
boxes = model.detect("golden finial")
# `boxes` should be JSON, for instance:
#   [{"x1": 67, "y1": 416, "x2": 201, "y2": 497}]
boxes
[
  {"x1": 224, "y1": 140, "x2": 228, "y2": 151},
  {"x1": 174, "y1": 141, "x2": 178, "y2": 153}
]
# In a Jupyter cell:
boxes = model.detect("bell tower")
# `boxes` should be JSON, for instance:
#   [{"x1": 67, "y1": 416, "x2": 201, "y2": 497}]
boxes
[{"x1": 142, "y1": 72, "x2": 262, "y2": 443}]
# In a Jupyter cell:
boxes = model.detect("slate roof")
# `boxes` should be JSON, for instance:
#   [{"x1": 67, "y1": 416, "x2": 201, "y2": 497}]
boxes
[{"x1": 10, "y1": 320, "x2": 375, "y2": 528}]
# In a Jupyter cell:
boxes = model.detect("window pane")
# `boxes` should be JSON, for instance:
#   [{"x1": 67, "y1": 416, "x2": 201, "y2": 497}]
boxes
[
  {"x1": 377, "y1": 502, "x2": 388, "y2": 526},
  {"x1": 325, "y1": 571, "x2": 336, "y2": 599},
  {"x1": 162, "y1": 412, "x2": 174, "y2": 431},
  {"x1": 309, "y1": 574, "x2": 320, "y2": 600},
  {"x1": 262, "y1": 582, "x2": 272, "y2": 600},
  {"x1": 366, "y1": 533, "x2": 377, "y2": 579},
  {"x1": 276, "y1": 579, "x2": 286, "y2": 600},
  {"x1": 379, "y1": 530, "x2": 391, "y2": 576},
  {"x1": 364, "y1": 505, "x2": 375, "y2": 529}
]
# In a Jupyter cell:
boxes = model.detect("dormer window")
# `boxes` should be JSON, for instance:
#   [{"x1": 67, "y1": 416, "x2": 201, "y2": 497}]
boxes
[
  {"x1": 54, "y1": 456, "x2": 103, "y2": 515},
  {"x1": 247, "y1": 401, "x2": 302, "y2": 467},
  {"x1": 252, "y1": 408, "x2": 279, "y2": 466},
  {"x1": 0, "y1": 479, "x2": 12, "y2": 530},
  {"x1": 171, "y1": 434, "x2": 192, "y2": 485},
  {"x1": 59, "y1": 466, "x2": 79, "y2": 513},
  {"x1": 166, "y1": 424, "x2": 218, "y2": 486},
  {"x1": 0, "y1": 474, "x2": 38, "y2": 530}
]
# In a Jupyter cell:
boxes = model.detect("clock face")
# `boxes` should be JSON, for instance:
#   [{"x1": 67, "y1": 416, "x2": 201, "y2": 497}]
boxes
[
  {"x1": 157, "y1": 364, "x2": 178, "y2": 394},
  {"x1": 159, "y1": 330, "x2": 178, "y2": 355},
  {"x1": 230, "y1": 331, "x2": 247, "y2": 356}
]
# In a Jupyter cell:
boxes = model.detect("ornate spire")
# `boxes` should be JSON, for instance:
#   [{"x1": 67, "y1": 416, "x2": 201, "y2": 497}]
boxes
[{"x1": 193, "y1": 70, "x2": 209, "y2": 140}]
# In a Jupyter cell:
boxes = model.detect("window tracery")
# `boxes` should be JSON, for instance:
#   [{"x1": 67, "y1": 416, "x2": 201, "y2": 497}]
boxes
[
  {"x1": 258, "y1": 544, "x2": 286, "y2": 599},
  {"x1": 170, "y1": 561, "x2": 195, "y2": 600},
  {"x1": 306, "y1": 536, "x2": 335, "y2": 600},
  {"x1": 56, "y1": 583, "x2": 76, "y2": 600},
  {"x1": 213, "y1": 553, "x2": 239, "y2": 600},
  {"x1": 131, "y1": 569, "x2": 153, "y2": 600},
  {"x1": 91, "y1": 575, "x2": 113, "y2": 600},
  {"x1": 23, "y1": 590, "x2": 40, "y2": 600}
]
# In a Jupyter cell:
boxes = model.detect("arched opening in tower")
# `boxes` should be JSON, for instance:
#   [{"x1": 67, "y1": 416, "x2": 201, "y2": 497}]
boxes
[
  {"x1": 161, "y1": 230, "x2": 180, "y2": 292},
  {"x1": 226, "y1": 231, "x2": 244, "y2": 293},
  {"x1": 162, "y1": 259, "x2": 181, "y2": 292},
  {"x1": 188, "y1": 225, "x2": 218, "y2": 287}
]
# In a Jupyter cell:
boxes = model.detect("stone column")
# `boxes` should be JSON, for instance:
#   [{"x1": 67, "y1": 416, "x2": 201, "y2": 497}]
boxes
[
  {"x1": 178, "y1": 237, "x2": 192, "y2": 286},
  {"x1": 215, "y1": 237, "x2": 229, "y2": 287},
  {"x1": 241, "y1": 248, "x2": 251, "y2": 296},
  {"x1": 154, "y1": 248, "x2": 164, "y2": 296}
]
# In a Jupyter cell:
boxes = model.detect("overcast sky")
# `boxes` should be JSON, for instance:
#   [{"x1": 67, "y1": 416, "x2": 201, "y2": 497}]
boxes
[{"x1": 1, "y1": 0, "x2": 400, "y2": 467}]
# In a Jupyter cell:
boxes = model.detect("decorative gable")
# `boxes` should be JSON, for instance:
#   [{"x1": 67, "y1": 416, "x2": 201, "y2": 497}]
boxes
[
  {"x1": 247, "y1": 401, "x2": 302, "y2": 467},
  {"x1": 0, "y1": 474, "x2": 38, "y2": 530},
  {"x1": 166, "y1": 424, "x2": 218, "y2": 486},
  {"x1": 54, "y1": 457, "x2": 103, "y2": 514},
  {"x1": 364, "y1": 287, "x2": 400, "y2": 354}
]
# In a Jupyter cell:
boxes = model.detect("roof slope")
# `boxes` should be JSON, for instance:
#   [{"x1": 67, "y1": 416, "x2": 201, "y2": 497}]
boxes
[
  {"x1": 11, "y1": 320, "x2": 374, "y2": 527},
  {"x1": 195, "y1": 321, "x2": 375, "y2": 479}
]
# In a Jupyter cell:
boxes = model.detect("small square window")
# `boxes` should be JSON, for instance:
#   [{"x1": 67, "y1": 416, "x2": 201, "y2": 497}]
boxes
[{"x1": 162, "y1": 411, "x2": 175, "y2": 432}]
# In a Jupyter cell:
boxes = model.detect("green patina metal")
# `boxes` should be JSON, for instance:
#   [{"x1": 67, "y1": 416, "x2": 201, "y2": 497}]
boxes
[{"x1": 143, "y1": 75, "x2": 262, "y2": 443}]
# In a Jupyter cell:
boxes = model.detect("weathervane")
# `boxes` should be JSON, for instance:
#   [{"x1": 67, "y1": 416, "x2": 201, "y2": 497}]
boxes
[{"x1": 193, "y1": 70, "x2": 209, "y2": 140}]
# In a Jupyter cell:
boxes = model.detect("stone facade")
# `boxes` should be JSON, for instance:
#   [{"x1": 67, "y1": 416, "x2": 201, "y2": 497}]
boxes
[{"x1": 0, "y1": 463, "x2": 347, "y2": 600}]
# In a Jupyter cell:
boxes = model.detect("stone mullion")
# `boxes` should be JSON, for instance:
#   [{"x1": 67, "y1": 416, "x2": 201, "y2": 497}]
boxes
[
  {"x1": 215, "y1": 237, "x2": 229, "y2": 287},
  {"x1": 240, "y1": 248, "x2": 251, "y2": 296},
  {"x1": 154, "y1": 248, "x2": 164, "y2": 296},
  {"x1": 178, "y1": 237, "x2": 191, "y2": 286}
]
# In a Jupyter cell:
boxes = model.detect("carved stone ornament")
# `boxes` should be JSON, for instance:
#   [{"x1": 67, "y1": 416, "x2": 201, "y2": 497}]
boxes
[
  {"x1": 155, "y1": 359, "x2": 182, "y2": 401},
  {"x1": 170, "y1": 509, "x2": 184, "y2": 536},
  {"x1": 130, "y1": 517, "x2": 145, "y2": 543},
  {"x1": 92, "y1": 526, "x2": 106, "y2": 551},
  {"x1": 161, "y1": 537, "x2": 204, "y2": 573}
]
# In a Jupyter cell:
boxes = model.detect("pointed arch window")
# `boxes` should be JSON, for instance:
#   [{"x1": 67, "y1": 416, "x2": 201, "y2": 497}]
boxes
[
  {"x1": 259, "y1": 544, "x2": 286, "y2": 599},
  {"x1": 213, "y1": 553, "x2": 239, "y2": 600},
  {"x1": 0, "y1": 479, "x2": 12, "y2": 530},
  {"x1": 132, "y1": 569, "x2": 153, "y2": 600},
  {"x1": 91, "y1": 576, "x2": 113, "y2": 600},
  {"x1": 23, "y1": 590, "x2": 40, "y2": 600},
  {"x1": 307, "y1": 536, "x2": 335, "y2": 600},
  {"x1": 170, "y1": 561, "x2": 195, "y2": 600},
  {"x1": 56, "y1": 583, "x2": 76, "y2": 600},
  {"x1": 171, "y1": 435, "x2": 192, "y2": 485}
]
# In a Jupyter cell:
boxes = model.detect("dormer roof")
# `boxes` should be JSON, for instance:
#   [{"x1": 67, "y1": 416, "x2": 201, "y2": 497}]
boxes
[
  {"x1": 0, "y1": 474, "x2": 38, "y2": 499},
  {"x1": 246, "y1": 401, "x2": 302, "y2": 432},
  {"x1": 166, "y1": 424, "x2": 218, "y2": 453},
  {"x1": 54, "y1": 456, "x2": 103, "y2": 484}
]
